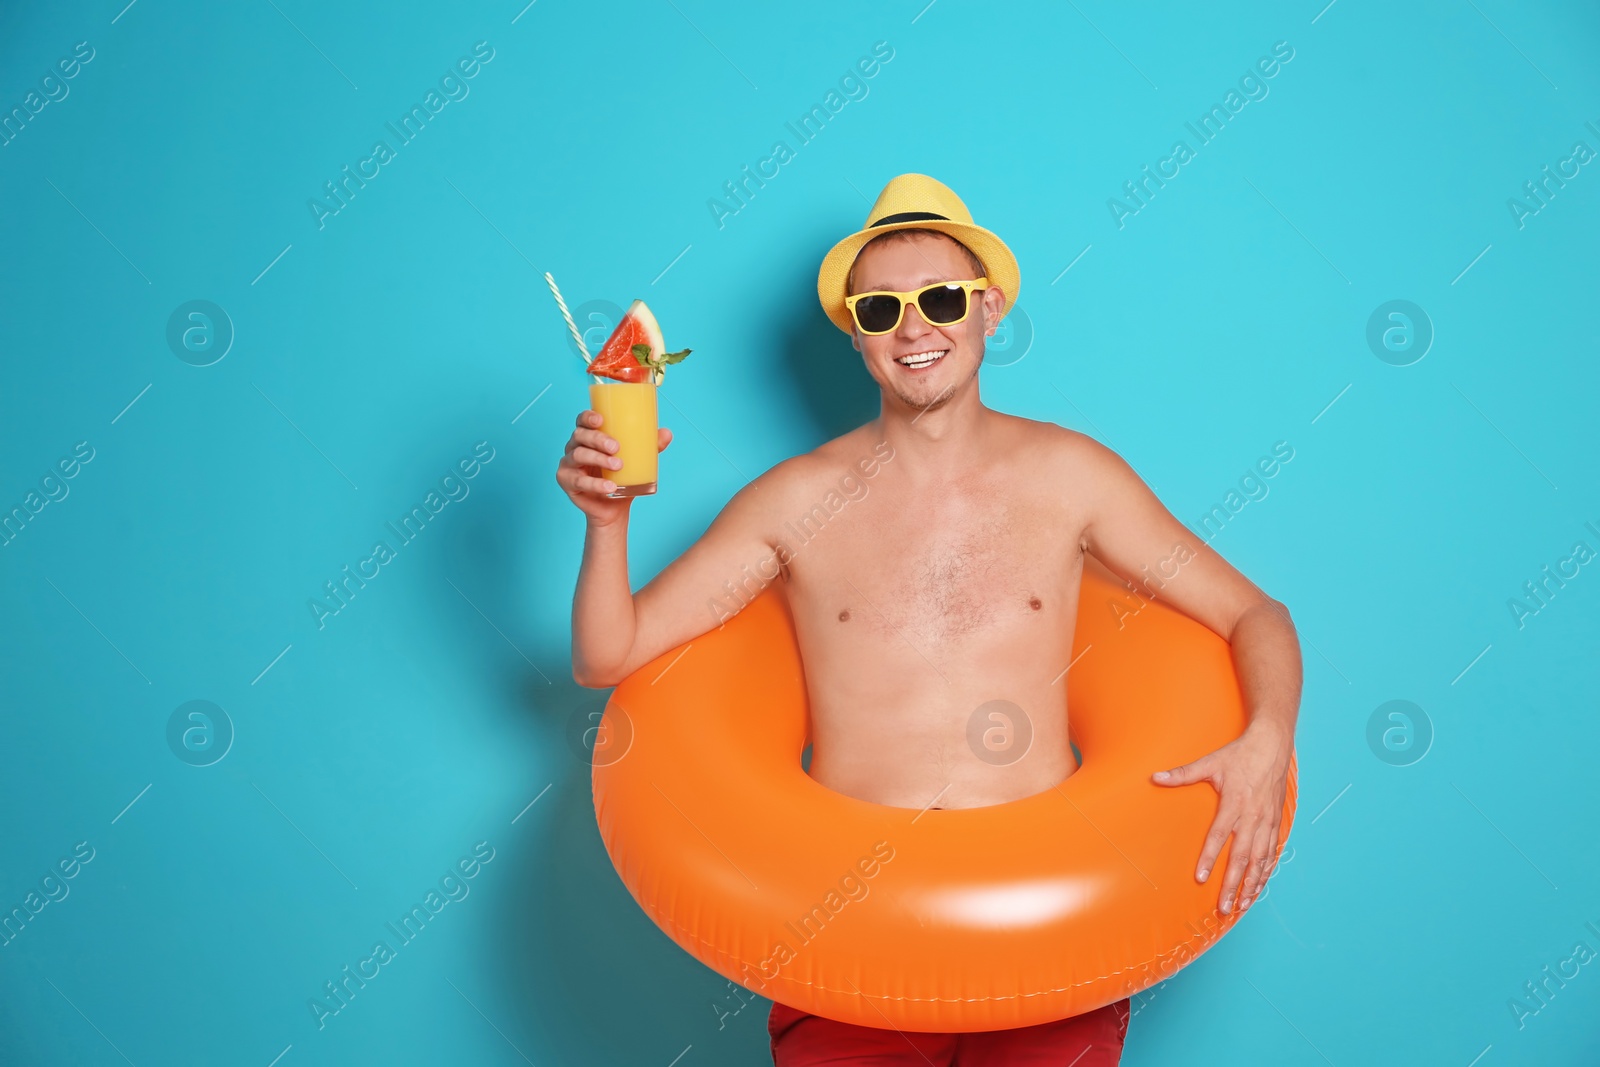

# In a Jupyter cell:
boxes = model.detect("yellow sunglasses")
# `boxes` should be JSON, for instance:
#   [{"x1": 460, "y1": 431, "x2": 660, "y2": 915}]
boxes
[{"x1": 844, "y1": 277, "x2": 989, "y2": 336}]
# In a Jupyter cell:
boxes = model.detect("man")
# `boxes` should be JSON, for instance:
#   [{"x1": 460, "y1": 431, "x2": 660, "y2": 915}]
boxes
[{"x1": 560, "y1": 173, "x2": 1301, "y2": 1065}]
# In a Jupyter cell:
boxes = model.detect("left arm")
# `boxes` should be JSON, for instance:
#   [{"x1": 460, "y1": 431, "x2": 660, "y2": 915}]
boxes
[{"x1": 1071, "y1": 432, "x2": 1301, "y2": 915}]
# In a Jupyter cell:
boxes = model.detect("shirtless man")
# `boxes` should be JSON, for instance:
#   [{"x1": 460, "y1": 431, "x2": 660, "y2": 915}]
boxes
[{"x1": 559, "y1": 174, "x2": 1301, "y2": 1065}]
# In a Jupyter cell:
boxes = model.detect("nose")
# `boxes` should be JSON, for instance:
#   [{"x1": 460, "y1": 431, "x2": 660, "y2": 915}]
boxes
[{"x1": 895, "y1": 299, "x2": 933, "y2": 338}]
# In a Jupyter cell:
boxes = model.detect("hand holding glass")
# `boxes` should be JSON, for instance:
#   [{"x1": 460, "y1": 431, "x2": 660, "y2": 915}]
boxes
[{"x1": 587, "y1": 381, "x2": 658, "y2": 497}]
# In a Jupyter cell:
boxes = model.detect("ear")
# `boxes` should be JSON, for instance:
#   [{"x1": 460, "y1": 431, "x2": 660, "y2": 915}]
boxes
[{"x1": 981, "y1": 286, "x2": 1007, "y2": 336}]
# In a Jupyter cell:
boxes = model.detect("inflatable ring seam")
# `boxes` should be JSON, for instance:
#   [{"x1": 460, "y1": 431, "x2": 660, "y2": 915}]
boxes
[{"x1": 659, "y1": 914, "x2": 1233, "y2": 1003}]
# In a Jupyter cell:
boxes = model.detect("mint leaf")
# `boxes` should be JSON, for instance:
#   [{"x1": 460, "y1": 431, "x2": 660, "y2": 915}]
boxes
[
  {"x1": 661, "y1": 348, "x2": 692, "y2": 365},
  {"x1": 630, "y1": 343, "x2": 653, "y2": 367}
]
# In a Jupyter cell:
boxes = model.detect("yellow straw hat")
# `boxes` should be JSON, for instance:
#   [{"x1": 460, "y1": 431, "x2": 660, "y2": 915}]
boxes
[{"x1": 816, "y1": 173, "x2": 1020, "y2": 335}]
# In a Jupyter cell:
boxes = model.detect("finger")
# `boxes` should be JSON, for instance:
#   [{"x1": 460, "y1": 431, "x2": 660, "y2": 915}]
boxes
[
  {"x1": 556, "y1": 464, "x2": 616, "y2": 497},
  {"x1": 577, "y1": 409, "x2": 602, "y2": 427},
  {"x1": 571, "y1": 428, "x2": 619, "y2": 454},
  {"x1": 572, "y1": 446, "x2": 623, "y2": 470},
  {"x1": 1152, "y1": 755, "x2": 1213, "y2": 787},
  {"x1": 1193, "y1": 804, "x2": 1239, "y2": 882},
  {"x1": 1216, "y1": 814, "x2": 1263, "y2": 914},
  {"x1": 1239, "y1": 824, "x2": 1280, "y2": 910},
  {"x1": 658, "y1": 427, "x2": 673, "y2": 451},
  {"x1": 564, "y1": 440, "x2": 616, "y2": 468},
  {"x1": 1238, "y1": 862, "x2": 1271, "y2": 911},
  {"x1": 573, "y1": 472, "x2": 617, "y2": 495},
  {"x1": 1196, "y1": 819, "x2": 1228, "y2": 883},
  {"x1": 1249, "y1": 841, "x2": 1291, "y2": 906}
]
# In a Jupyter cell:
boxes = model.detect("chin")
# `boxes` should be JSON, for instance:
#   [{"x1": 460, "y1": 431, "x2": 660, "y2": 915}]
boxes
[
  {"x1": 893, "y1": 382, "x2": 953, "y2": 412},
  {"x1": 886, "y1": 357, "x2": 970, "y2": 404}
]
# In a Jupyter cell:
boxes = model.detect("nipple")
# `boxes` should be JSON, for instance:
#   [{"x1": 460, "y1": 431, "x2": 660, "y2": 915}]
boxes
[
  {"x1": 1029, "y1": 597, "x2": 1042, "y2": 611},
  {"x1": 838, "y1": 608, "x2": 851, "y2": 621}
]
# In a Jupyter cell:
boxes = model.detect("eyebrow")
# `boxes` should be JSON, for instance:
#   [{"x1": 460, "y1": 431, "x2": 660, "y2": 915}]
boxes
[{"x1": 859, "y1": 274, "x2": 952, "y2": 293}]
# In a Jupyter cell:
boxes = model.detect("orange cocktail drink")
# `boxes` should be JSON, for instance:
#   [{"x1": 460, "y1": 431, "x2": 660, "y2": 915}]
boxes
[
  {"x1": 573, "y1": 295, "x2": 688, "y2": 498},
  {"x1": 588, "y1": 380, "x2": 657, "y2": 497}
]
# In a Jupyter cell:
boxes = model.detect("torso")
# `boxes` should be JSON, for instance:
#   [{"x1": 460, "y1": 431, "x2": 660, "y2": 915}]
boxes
[{"x1": 770, "y1": 414, "x2": 1092, "y2": 810}]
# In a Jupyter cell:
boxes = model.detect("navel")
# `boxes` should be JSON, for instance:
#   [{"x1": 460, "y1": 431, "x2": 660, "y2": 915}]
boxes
[{"x1": 838, "y1": 608, "x2": 851, "y2": 622}]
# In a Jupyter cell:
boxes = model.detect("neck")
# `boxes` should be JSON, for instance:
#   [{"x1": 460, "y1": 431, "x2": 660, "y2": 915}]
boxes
[{"x1": 873, "y1": 379, "x2": 992, "y2": 481}]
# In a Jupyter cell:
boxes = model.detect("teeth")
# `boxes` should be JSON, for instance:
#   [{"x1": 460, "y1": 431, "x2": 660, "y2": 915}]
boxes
[{"x1": 896, "y1": 350, "x2": 946, "y2": 367}]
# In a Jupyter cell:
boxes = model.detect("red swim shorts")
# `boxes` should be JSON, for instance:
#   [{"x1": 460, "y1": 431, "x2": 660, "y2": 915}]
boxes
[{"x1": 768, "y1": 998, "x2": 1131, "y2": 1065}]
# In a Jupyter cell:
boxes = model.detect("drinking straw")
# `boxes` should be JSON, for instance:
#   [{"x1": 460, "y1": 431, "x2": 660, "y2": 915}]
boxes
[{"x1": 543, "y1": 271, "x2": 604, "y2": 384}]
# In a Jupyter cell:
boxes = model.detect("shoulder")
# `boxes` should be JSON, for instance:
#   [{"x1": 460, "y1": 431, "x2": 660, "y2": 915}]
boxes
[
  {"x1": 994, "y1": 413, "x2": 1113, "y2": 466},
  {"x1": 997, "y1": 414, "x2": 1134, "y2": 489},
  {"x1": 731, "y1": 426, "x2": 894, "y2": 524},
  {"x1": 810, "y1": 424, "x2": 899, "y2": 477},
  {"x1": 779, "y1": 424, "x2": 897, "y2": 490}
]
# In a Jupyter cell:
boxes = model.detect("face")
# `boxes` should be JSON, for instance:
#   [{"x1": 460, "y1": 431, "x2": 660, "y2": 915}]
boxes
[{"x1": 848, "y1": 233, "x2": 1006, "y2": 416}]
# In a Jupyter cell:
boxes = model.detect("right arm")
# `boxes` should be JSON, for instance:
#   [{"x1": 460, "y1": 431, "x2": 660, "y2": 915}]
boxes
[{"x1": 558, "y1": 408, "x2": 792, "y2": 688}]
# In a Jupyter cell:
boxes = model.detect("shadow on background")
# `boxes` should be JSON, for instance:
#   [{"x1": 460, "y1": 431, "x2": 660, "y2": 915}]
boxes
[
  {"x1": 470, "y1": 275, "x2": 877, "y2": 1063},
  {"x1": 502, "y1": 755, "x2": 775, "y2": 1062},
  {"x1": 428, "y1": 403, "x2": 781, "y2": 1063},
  {"x1": 773, "y1": 262, "x2": 881, "y2": 446}
]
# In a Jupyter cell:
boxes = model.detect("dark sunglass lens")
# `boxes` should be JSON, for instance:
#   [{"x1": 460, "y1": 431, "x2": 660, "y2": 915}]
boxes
[
  {"x1": 855, "y1": 295, "x2": 903, "y2": 333},
  {"x1": 918, "y1": 284, "x2": 969, "y2": 324}
]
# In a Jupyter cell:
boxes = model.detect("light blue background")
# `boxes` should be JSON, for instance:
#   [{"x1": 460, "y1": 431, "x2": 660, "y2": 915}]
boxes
[{"x1": 3, "y1": 1, "x2": 1598, "y2": 1063}]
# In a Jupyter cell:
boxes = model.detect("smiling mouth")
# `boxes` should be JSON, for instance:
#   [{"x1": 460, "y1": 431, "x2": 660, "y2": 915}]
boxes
[{"x1": 894, "y1": 348, "x2": 948, "y2": 370}]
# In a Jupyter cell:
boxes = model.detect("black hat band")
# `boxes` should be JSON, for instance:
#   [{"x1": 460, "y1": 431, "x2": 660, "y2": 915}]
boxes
[{"x1": 869, "y1": 211, "x2": 950, "y2": 228}]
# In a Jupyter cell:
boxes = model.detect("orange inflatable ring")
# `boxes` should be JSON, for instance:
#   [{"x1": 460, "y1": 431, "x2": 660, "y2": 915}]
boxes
[{"x1": 592, "y1": 568, "x2": 1298, "y2": 1031}]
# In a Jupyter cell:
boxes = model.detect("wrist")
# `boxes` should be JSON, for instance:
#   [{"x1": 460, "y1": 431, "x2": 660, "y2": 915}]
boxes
[
  {"x1": 587, "y1": 510, "x2": 629, "y2": 533},
  {"x1": 1243, "y1": 716, "x2": 1294, "y2": 750}
]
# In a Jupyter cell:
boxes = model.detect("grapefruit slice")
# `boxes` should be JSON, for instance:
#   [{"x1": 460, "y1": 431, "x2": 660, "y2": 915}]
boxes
[{"x1": 590, "y1": 300, "x2": 665, "y2": 383}]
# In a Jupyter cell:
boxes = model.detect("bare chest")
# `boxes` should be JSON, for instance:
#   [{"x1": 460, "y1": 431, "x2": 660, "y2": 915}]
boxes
[{"x1": 781, "y1": 484, "x2": 1082, "y2": 646}]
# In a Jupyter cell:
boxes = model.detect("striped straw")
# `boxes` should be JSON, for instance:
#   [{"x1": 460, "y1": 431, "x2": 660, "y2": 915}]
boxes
[{"x1": 543, "y1": 271, "x2": 598, "y2": 371}]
